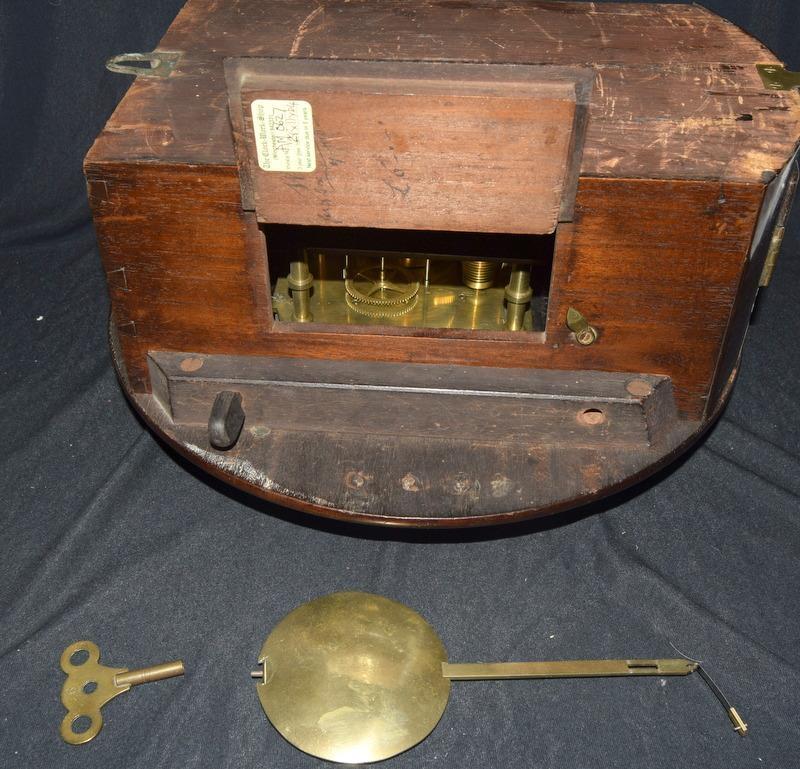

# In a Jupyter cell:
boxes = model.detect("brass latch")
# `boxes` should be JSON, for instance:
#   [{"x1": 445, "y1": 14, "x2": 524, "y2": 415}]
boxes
[{"x1": 566, "y1": 307, "x2": 598, "y2": 345}]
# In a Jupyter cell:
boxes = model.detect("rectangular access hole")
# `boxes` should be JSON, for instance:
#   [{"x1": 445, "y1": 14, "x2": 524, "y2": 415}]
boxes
[{"x1": 262, "y1": 224, "x2": 554, "y2": 334}]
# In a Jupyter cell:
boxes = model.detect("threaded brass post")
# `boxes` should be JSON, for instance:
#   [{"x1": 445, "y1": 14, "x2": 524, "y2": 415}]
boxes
[{"x1": 461, "y1": 260, "x2": 497, "y2": 290}]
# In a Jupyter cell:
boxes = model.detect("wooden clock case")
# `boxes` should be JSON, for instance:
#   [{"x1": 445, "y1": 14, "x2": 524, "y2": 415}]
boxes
[{"x1": 86, "y1": 1, "x2": 800, "y2": 526}]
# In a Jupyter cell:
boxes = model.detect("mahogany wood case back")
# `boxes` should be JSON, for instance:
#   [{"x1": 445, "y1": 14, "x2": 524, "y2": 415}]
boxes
[{"x1": 86, "y1": 0, "x2": 800, "y2": 527}]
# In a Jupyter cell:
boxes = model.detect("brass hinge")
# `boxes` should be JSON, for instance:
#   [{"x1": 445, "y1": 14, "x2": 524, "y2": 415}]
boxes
[
  {"x1": 756, "y1": 64, "x2": 800, "y2": 91},
  {"x1": 759, "y1": 165, "x2": 799, "y2": 287},
  {"x1": 759, "y1": 225, "x2": 786, "y2": 287}
]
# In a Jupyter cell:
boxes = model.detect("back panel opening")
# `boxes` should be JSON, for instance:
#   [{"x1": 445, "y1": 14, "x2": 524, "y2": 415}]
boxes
[{"x1": 263, "y1": 224, "x2": 555, "y2": 334}]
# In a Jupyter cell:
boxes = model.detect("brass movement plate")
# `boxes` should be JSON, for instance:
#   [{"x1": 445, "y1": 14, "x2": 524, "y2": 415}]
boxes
[
  {"x1": 255, "y1": 592, "x2": 450, "y2": 763},
  {"x1": 272, "y1": 249, "x2": 536, "y2": 332}
]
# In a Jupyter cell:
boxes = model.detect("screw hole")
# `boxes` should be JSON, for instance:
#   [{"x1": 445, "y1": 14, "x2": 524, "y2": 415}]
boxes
[
  {"x1": 83, "y1": 681, "x2": 98, "y2": 694},
  {"x1": 578, "y1": 408, "x2": 606, "y2": 426},
  {"x1": 179, "y1": 356, "x2": 204, "y2": 372},
  {"x1": 626, "y1": 379, "x2": 653, "y2": 397},
  {"x1": 344, "y1": 470, "x2": 367, "y2": 490},
  {"x1": 71, "y1": 715, "x2": 93, "y2": 734},
  {"x1": 70, "y1": 649, "x2": 90, "y2": 666}
]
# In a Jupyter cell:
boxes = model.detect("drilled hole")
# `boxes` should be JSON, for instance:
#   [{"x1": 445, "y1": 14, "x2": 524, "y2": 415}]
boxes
[
  {"x1": 83, "y1": 681, "x2": 98, "y2": 694},
  {"x1": 71, "y1": 715, "x2": 93, "y2": 734},
  {"x1": 578, "y1": 408, "x2": 606, "y2": 426},
  {"x1": 70, "y1": 649, "x2": 89, "y2": 666}
]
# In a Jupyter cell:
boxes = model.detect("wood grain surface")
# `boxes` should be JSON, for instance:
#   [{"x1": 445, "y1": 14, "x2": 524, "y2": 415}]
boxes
[
  {"x1": 228, "y1": 59, "x2": 590, "y2": 233},
  {"x1": 86, "y1": 0, "x2": 800, "y2": 183}
]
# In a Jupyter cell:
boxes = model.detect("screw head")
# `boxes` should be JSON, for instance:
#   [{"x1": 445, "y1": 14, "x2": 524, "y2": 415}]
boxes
[{"x1": 576, "y1": 326, "x2": 597, "y2": 346}]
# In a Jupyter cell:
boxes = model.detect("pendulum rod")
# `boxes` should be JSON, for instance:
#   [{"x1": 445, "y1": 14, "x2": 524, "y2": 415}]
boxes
[
  {"x1": 442, "y1": 657, "x2": 747, "y2": 735},
  {"x1": 442, "y1": 657, "x2": 696, "y2": 679}
]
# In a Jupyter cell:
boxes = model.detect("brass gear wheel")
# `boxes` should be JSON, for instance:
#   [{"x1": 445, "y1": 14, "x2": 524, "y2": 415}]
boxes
[
  {"x1": 344, "y1": 266, "x2": 419, "y2": 306},
  {"x1": 346, "y1": 292, "x2": 419, "y2": 317}
]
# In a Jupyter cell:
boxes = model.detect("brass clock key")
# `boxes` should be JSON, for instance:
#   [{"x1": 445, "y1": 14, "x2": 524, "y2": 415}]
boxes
[{"x1": 59, "y1": 640, "x2": 185, "y2": 745}]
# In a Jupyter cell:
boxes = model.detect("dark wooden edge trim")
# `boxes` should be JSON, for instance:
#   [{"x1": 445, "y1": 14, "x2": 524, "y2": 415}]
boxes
[
  {"x1": 148, "y1": 350, "x2": 673, "y2": 446},
  {"x1": 707, "y1": 148, "x2": 799, "y2": 415},
  {"x1": 559, "y1": 94, "x2": 590, "y2": 222}
]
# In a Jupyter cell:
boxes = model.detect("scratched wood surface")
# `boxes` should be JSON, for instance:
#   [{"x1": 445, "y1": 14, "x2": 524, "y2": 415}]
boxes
[
  {"x1": 86, "y1": 0, "x2": 800, "y2": 183},
  {"x1": 133, "y1": 387, "x2": 697, "y2": 525}
]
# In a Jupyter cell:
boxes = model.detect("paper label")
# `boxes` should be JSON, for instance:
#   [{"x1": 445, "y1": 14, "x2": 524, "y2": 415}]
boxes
[{"x1": 250, "y1": 99, "x2": 316, "y2": 173}]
